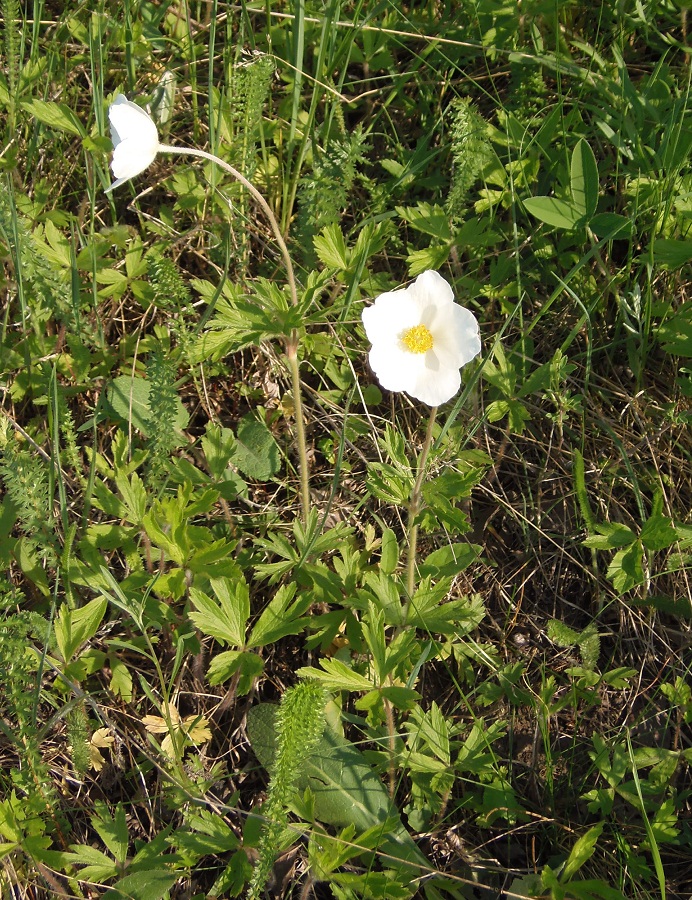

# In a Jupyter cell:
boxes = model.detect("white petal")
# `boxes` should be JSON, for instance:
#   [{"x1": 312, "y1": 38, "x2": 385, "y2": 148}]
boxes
[
  {"x1": 368, "y1": 340, "x2": 425, "y2": 394},
  {"x1": 432, "y1": 304, "x2": 481, "y2": 368},
  {"x1": 411, "y1": 270, "x2": 454, "y2": 308},
  {"x1": 106, "y1": 94, "x2": 160, "y2": 191},
  {"x1": 411, "y1": 354, "x2": 461, "y2": 405},
  {"x1": 362, "y1": 289, "x2": 420, "y2": 343}
]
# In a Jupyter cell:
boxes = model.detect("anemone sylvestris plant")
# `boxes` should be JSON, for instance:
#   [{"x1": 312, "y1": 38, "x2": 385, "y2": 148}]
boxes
[{"x1": 106, "y1": 93, "x2": 310, "y2": 522}]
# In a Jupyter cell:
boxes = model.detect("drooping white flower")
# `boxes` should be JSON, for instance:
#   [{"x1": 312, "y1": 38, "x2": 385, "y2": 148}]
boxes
[
  {"x1": 105, "y1": 93, "x2": 161, "y2": 192},
  {"x1": 361, "y1": 270, "x2": 481, "y2": 406}
]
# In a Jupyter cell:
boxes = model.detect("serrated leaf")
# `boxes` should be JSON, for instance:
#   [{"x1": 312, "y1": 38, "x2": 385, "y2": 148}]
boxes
[
  {"x1": 607, "y1": 543, "x2": 644, "y2": 593},
  {"x1": 546, "y1": 619, "x2": 580, "y2": 648},
  {"x1": 54, "y1": 597, "x2": 107, "y2": 664},
  {"x1": 92, "y1": 802, "x2": 128, "y2": 865},
  {"x1": 189, "y1": 577, "x2": 249, "y2": 646},
  {"x1": 207, "y1": 649, "x2": 264, "y2": 690},
  {"x1": 248, "y1": 583, "x2": 310, "y2": 647},
  {"x1": 232, "y1": 415, "x2": 280, "y2": 480},
  {"x1": 578, "y1": 629, "x2": 601, "y2": 670},
  {"x1": 314, "y1": 224, "x2": 349, "y2": 269},
  {"x1": 640, "y1": 513, "x2": 677, "y2": 551},
  {"x1": 201, "y1": 423, "x2": 236, "y2": 480},
  {"x1": 103, "y1": 870, "x2": 179, "y2": 900},
  {"x1": 601, "y1": 667, "x2": 637, "y2": 688},
  {"x1": 296, "y1": 658, "x2": 375, "y2": 692},
  {"x1": 395, "y1": 202, "x2": 453, "y2": 240},
  {"x1": 406, "y1": 243, "x2": 452, "y2": 276},
  {"x1": 583, "y1": 522, "x2": 636, "y2": 549},
  {"x1": 23, "y1": 99, "x2": 86, "y2": 136},
  {"x1": 60, "y1": 844, "x2": 117, "y2": 881}
]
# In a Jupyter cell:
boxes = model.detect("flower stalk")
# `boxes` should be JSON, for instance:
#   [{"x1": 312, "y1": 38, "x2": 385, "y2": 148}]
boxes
[{"x1": 404, "y1": 405, "x2": 438, "y2": 620}]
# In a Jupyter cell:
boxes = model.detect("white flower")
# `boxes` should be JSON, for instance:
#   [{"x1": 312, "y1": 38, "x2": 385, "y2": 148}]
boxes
[
  {"x1": 105, "y1": 94, "x2": 161, "y2": 192},
  {"x1": 361, "y1": 270, "x2": 481, "y2": 406}
]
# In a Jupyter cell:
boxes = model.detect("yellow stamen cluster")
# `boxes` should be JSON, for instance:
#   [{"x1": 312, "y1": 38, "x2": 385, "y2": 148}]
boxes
[{"x1": 401, "y1": 324, "x2": 434, "y2": 354}]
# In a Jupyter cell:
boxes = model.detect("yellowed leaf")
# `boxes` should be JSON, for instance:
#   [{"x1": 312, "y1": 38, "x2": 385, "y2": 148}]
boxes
[
  {"x1": 142, "y1": 704, "x2": 211, "y2": 758},
  {"x1": 88, "y1": 727, "x2": 115, "y2": 771}
]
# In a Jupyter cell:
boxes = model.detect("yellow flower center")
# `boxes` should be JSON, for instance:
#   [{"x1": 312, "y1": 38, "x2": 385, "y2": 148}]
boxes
[{"x1": 401, "y1": 324, "x2": 434, "y2": 354}]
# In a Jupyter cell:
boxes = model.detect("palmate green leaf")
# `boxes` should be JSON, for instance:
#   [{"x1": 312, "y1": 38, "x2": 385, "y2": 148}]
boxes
[
  {"x1": 406, "y1": 243, "x2": 452, "y2": 277},
  {"x1": 640, "y1": 512, "x2": 677, "y2": 551},
  {"x1": 59, "y1": 844, "x2": 117, "y2": 881},
  {"x1": 206, "y1": 649, "x2": 263, "y2": 689},
  {"x1": 201, "y1": 422, "x2": 237, "y2": 480},
  {"x1": 175, "y1": 809, "x2": 240, "y2": 856},
  {"x1": 485, "y1": 398, "x2": 532, "y2": 433},
  {"x1": 366, "y1": 462, "x2": 413, "y2": 506},
  {"x1": 115, "y1": 472, "x2": 147, "y2": 526},
  {"x1": 103, "y1": 870, "x2": 179, "y2": 900},
  {"x1": 396, "y1": 202, "x2": 453, "y2": 240},
  {"x1": 308, "y1": 821, "x2": 391, "y2": 874},
  {"x1": 328, "y1": 867, "x2": 414, "y2": 899},
  {"x1": 296, "y1": 658, "x2": 376, "y2": 693},
  {"x1": 582, "y1": 522, "x2": 636, "y2": 549},
  {"x1": 92, "y1": 802, "x2": 128, "y2": 865},
  {"x1": 407, "y1": 587, "x2": 486, "y2": 636},
  {"x1": 23, "y1": 98, "x2": 86, "y2": 136},
  {"x1": 361, "y1": 570, "x2": 403, "y2": 623},
  {"x1": 570, "y1": 138, "x2": 599, "y2": 220},
  {"x1": 54, "y1": 596, "x2": 107, "y2": 664},
  {"x1": 247, "y1": 704, "x2": 431, "y2": 875},
  {"x1": 313, "y1": 223, "x2": 349, "y2": 269},
  {"x1": 248, "y1": 583, "x2": 312, "y2": 647},
  {"x1": 189, "y1": 576, "x2": 249, "y2": 646}
]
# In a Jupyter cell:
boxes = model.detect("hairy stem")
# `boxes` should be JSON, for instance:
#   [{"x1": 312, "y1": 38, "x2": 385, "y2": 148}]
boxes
[{"x1": 404, "y1": 406, "x2": 437, "y2": 620}]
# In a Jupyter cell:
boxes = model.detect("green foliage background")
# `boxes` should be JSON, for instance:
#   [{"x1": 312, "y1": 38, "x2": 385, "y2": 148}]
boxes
[{"x1": 0, "y1": 1, "x2": 691, "y2": 898}]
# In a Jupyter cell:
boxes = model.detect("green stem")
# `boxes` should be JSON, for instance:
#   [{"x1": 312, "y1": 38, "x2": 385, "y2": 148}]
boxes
[
  {"x1": 158, "y1": 143, "x2": 310, "y2": 520},
  {"x1": 404, "y1": 406, "x2": 437, "y2": 621},
  {"x1": 286, "y1": 337, "x2": 310, "y2": 522}
]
